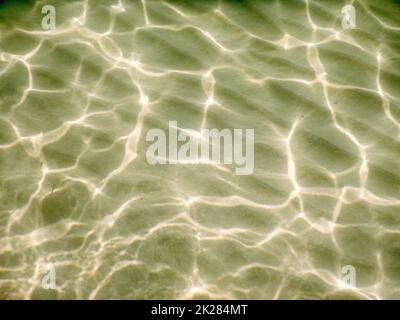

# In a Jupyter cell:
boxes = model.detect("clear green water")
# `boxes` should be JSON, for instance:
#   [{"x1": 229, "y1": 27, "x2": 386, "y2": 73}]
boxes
[{"x1": 0, "y1": 0, "x2": 400, "y2": 299}]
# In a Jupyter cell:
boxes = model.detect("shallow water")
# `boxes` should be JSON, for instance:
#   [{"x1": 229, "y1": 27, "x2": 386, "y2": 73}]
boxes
[{"x1": 0, "y1": 0, "x2": 400, "y2": 299}]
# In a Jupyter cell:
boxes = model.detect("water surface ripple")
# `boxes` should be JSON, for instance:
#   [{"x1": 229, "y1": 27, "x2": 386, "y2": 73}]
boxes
[{"x1": 0, "y1": 0, "x2": 400, "y2": 299}]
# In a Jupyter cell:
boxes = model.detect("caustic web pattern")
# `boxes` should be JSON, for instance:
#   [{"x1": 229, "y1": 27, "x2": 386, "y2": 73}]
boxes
[{"x1": 0, "y1": 0, "x2": 400, "y2": 299}]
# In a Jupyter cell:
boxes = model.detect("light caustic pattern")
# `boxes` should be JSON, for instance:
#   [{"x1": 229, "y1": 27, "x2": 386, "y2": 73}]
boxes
[{"x1": 0, "y1": 0, "x2": 400, "y2": 299}]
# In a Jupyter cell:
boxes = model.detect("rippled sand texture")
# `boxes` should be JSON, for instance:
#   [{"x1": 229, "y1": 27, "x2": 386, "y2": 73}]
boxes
[{"x1": 1, "y1": 0, "x2": 400, "y2": 299}]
